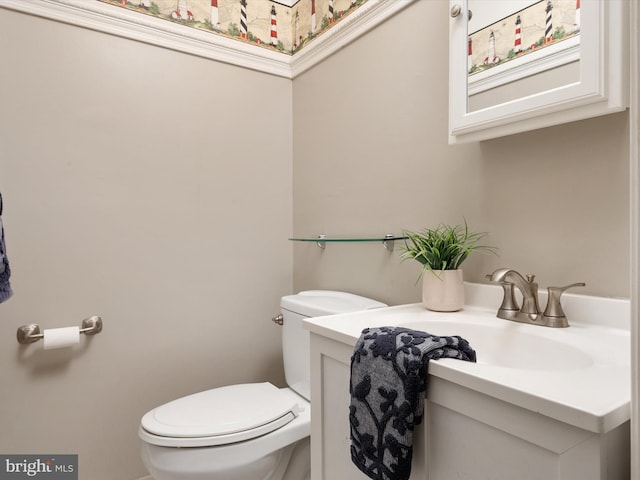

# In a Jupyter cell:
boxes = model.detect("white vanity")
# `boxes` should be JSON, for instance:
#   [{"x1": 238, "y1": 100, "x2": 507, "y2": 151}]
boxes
[{"x1": 304, "y1": 284, "x2": 630, "y2": 479}]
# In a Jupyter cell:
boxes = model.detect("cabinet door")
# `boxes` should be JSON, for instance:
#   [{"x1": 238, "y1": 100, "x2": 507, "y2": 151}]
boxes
[
  {"x1": 449, "y1": 0, "x2": 628, "y2": 143},
  {"x1": 425, "y1": 376, "x2": 629, "y2": 480},
  {"x1": 310, "y1": 334, "x2": 366, "y2": 479},
  {"x1": 309, "y1": 334, "x2": 427, "y2": 480}
]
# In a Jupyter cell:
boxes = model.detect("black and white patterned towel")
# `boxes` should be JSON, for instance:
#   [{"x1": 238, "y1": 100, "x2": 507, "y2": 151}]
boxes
[
  {"x1": 0, "y1": 192, "x2": 12, "y2": 303},
  {"x1": 349, "y1": 326, "x2": 476, "y2": 480}
]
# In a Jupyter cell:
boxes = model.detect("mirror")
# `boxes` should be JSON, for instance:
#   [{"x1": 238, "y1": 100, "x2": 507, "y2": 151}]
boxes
[
  {"x1": 449, "y1": 0, "x2": 628, "y2": 143},
  {"x1": 467, "y1": 0, "x2": 580, "y2": 112}
]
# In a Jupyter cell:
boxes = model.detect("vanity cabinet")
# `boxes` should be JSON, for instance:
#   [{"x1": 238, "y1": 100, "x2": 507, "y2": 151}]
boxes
[{"x1": 308, "y1": 323, "x2": 630, "y2": 480}]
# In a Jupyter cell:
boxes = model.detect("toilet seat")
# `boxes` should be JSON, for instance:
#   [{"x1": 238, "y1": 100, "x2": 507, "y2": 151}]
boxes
[{"x1": 140, "y1": 382, "x2": 300, "y2": 448}]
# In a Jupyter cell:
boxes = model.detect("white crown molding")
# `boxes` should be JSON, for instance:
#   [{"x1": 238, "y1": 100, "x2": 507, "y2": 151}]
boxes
[
  {"x1": 290, "y1": 0, "x2": 415, "y2": 78},
  {"x1": 0, "y1": 0, "x2": 293, "y2": 77},
  {"x1": 0, "y1": 0, "x2": 415, "y2": 79}
]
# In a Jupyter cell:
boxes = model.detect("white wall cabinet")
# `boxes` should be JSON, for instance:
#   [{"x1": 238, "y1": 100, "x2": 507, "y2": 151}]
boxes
[{"x1": 449, "y1": 0, "x2": 628, "y2": 143}]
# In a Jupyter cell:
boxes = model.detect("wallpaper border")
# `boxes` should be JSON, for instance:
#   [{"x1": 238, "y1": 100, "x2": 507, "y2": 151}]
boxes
[{"x1": 0, "y1": 0, "x2": 415, "y2": 78}]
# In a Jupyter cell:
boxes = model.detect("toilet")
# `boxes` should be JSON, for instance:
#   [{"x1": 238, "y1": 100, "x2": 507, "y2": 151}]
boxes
[{"x1": 139, "y1": 290, "x2": 386, "y2": 480}]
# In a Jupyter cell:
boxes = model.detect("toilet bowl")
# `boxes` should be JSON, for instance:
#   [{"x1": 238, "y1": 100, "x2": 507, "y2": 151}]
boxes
[
  {"x1": 140, "y1": 385, "x2": 310, "y2": 480},
  {"x1": 139, "y1": 291, "x2": 386, "y2": 480}
]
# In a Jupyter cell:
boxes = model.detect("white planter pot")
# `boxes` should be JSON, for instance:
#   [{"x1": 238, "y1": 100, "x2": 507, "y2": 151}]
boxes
[{"x1": 422, "y1": 269, "x2": 464, "y2": 312}]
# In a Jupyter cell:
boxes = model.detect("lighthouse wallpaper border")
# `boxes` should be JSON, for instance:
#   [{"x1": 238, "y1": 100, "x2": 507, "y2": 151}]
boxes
[
  {"x1": 468, "y1": 0, "x2": 581, "y2": 76},
  {"x1": 97, "y1": 0, "x2": 368, "y2": 55}
]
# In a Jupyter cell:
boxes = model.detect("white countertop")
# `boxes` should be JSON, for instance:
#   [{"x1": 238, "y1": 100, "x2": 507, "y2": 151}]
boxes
[{"x1": 304, "y1": 300, "x2": 631, "y2": 434}]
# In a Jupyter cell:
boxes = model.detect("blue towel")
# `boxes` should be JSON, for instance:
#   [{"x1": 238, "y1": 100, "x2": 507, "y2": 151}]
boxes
[
  {"x1": 349, "y1": 326, "x2": 476, "y2": 480},
  {"x1": 0, "y1": 193, "x2": 13, "y2": 303}
]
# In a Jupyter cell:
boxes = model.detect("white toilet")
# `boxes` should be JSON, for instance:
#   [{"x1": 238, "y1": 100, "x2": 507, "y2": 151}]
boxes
[{"x1": 139, "y1": 290, "x2": 386, "y2": 480}]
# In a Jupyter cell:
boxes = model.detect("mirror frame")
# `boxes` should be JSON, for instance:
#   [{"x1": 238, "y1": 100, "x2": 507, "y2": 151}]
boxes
[{"x1": 449, "y1": 0, "x2": 628, "y2": 143}]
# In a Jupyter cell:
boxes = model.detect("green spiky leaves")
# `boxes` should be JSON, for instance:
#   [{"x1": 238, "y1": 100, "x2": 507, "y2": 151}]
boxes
[{"x1": 400, "y1": 221, "x2": 497, "y2": 281}]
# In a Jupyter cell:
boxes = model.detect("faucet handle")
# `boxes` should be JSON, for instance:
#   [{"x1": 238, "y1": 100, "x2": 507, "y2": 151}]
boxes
[{"x1": 542, "y1": 282, "x2": 586, "y2": 326}]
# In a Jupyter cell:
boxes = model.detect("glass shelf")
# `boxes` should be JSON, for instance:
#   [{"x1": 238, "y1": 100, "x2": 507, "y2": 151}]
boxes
[{"x1": 289, "y1": 234, "x2": 408, "y2": 251}]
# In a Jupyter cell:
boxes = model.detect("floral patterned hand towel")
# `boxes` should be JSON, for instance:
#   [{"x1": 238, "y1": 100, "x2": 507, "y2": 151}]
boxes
[{"x1": 349, "y1": 326, "x2": 476, "y2": 480}]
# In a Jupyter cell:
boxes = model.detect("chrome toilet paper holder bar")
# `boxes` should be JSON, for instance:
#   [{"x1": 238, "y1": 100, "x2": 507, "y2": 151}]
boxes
[{"x1": 16, "y1": 316, "x2": 103, "y2": 345}]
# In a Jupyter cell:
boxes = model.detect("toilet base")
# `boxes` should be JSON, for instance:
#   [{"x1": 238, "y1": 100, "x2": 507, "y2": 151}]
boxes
[
  {"x1": 142, "y1": 437, "x2": 309, "y2": 480},
  {"x1": 282, "y1": 437, "x2": 310, "y2": 480}
]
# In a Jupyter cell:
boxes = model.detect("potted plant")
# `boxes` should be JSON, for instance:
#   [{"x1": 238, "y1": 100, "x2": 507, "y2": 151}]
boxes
[{"x1": 400, "y1": 222, "x2": 496, "y2": 311}]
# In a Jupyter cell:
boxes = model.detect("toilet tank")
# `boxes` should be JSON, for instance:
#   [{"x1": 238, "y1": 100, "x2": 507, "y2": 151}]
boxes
[{"x1": 279, "y1": 290, "x2": 387, "y2": 400}]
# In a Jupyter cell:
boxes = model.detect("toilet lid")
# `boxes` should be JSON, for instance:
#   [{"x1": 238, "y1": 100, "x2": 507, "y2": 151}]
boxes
[{"x1": 140, "y1": 383, "x2": 299, "y2": 447}]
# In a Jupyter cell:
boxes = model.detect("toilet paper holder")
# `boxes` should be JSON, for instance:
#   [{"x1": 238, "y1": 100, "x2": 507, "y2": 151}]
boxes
[{"x1": 16, "y1": 316, "x2": 103, "y2": 345}]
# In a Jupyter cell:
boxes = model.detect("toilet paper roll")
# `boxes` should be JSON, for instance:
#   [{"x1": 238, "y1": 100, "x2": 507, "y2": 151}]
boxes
[{"x1": 43, "y1": 326, "x2": 80, "y2": 350}]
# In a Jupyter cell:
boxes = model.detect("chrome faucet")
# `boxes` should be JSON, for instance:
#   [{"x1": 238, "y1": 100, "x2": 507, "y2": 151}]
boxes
[{"x1": 487, "y1": 268, "x2": 585, "y2": 328}]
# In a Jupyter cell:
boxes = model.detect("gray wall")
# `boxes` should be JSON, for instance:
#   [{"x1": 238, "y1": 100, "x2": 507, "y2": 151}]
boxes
[
  {"x1": 0, "y1": 1, "x2": 631, "y2": 479},
  {"x1": 292, "y1": 0, "x2": 629, "y2": 305},
  {"x1": 0, "y1": 9, "x2": 292, "y2": 480}
]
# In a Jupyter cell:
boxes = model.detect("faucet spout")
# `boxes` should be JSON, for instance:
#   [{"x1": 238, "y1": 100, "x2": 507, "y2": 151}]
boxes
[
  {"x1": 488, "y1": 268, "x2": 541, "y2": 315},
  {"x1": 487, "y1": 268, "x2": 585, "y2": 328}
]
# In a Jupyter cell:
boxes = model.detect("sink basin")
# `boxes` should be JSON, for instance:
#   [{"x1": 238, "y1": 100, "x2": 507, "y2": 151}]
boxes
[{"x1": 400, "y1": 319, "x2": 594, "y2": 371}]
